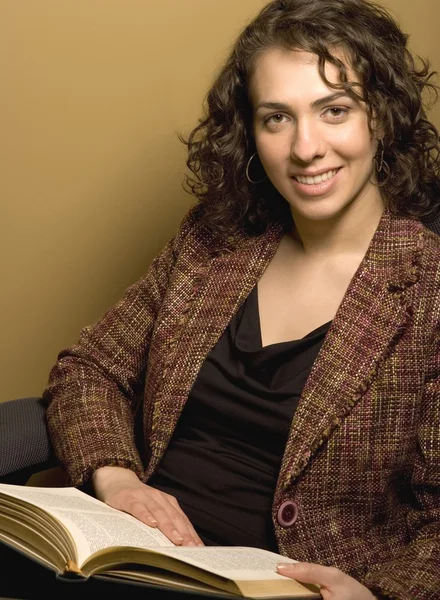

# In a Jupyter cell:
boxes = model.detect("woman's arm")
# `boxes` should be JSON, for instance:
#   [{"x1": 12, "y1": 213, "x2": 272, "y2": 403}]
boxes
[
  {"x1": 43, "y1": 209, "x2": 200, "y2": 487},
  {"x1": 361, "y1": 338, "x2": 440, "y2": 600}
]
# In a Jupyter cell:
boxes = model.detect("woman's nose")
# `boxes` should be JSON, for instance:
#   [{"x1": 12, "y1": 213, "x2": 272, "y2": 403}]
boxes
[{"x1": 290, "y1": 120, "x2": 326, "y2": 164}]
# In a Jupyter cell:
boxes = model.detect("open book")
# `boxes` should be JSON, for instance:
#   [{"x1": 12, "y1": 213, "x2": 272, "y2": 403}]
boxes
[{"x1": 0, "y1": 483, "x2": 320, "y2": 599}]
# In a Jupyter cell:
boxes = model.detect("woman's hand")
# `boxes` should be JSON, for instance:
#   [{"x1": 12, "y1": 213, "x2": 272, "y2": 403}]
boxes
[
  {"x1": 92, "y1": 466, "x2": 204, "y2": 547},
  {"x1": 276, "y1": 562, "x2": 377, "y2": 600}
]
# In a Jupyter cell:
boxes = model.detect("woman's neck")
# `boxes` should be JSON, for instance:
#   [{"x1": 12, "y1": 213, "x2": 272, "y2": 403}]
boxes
[{"x1": 290, "y1": 195, "x2": 385, "y2": 260}]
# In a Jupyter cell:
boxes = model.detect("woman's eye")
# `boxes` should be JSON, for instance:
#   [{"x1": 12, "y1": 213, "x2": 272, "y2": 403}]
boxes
[
  {"x1": 266, "y1": 113, "x2": 287, "y2": 125},
  {"x1": 324, "y1": 107, "x2": 349, "y2": 120}
]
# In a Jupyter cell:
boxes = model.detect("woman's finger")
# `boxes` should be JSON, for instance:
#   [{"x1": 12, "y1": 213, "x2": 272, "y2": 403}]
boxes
[
  {"x1": 92, "y1": 468, "x2": 202, "y2": 547},
  {"x1": 165, "y1": 494, "x2": 205, "y2": 545},
  {"x1": 276, "y1": 563, "x2": 377, "y2": 600},
  {"x1": 129, "y1": 498, "x2": 186, "y2": 545},
  {"x1": 277, "y1": 562, "x2": 341, "y2": 586},
  {"x1": 133, "y1": 492, "x2": 203, "y2": 546}
]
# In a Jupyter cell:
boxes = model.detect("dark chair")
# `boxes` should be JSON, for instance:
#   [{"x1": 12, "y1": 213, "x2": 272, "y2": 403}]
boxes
[{"x1": 0, "y1": 396, "x2": 57, "y2": 484}]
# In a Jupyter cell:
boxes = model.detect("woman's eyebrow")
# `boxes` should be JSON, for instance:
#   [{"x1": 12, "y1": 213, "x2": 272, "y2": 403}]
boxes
[
  {"x1": 311, "y1": 91, "x2": 353, "y2": 108},
  {"x1": 255, "y1": 92, "x2": 352, "y2": 112}
]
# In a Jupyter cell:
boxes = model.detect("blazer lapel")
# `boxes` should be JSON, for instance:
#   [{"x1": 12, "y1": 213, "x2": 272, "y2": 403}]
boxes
[
  {"x1": 148, "y1": 222, "x2": 284, "y2": 465},
  {"x1": 277, "y1": 211, "x2": 424, "y2": 489}
]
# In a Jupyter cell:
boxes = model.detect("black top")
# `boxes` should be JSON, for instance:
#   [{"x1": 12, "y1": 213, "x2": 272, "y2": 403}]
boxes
[{"x1": 149, "y1": 285, "x2": 331, "y2": 550}]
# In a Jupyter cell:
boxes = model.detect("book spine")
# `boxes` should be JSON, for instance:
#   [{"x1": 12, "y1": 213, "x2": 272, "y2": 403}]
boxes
[{"x1": 63, "y1": 560, "x2": 84, "y2": 577}]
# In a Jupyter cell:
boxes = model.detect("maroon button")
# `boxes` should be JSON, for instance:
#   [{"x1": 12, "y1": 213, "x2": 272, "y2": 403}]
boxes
[{"x1": 277, "y1": 500, "x2": 298, "y2": 528}]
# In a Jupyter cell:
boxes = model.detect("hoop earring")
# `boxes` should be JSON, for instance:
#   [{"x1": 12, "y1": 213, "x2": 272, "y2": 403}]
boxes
[
  {"x1": 246, "y1": 153, "x2": 267, "y2": 184},
  {"x1": 374, "y1": 139, "x2": 385, "y2": 173},
  {"x1": 374, "y1": 139, "x2": 390, "y2": 186}
]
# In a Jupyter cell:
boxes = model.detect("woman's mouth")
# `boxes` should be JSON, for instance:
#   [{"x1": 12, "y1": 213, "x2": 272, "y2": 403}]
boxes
[
  {"x1": 293, "y1": 168, "x2": 340, "y2": 185},
  {"x1": 289, "y1": 167, "x2": 342, "y2": 197}
]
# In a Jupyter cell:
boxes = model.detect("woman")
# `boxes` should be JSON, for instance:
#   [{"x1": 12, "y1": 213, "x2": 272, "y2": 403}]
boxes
[{"x1": 43, "y1": 0, "x2": 440, "y2": 598}]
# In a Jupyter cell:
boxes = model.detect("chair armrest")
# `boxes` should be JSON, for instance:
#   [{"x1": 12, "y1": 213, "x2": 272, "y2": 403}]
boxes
[{"x1": 0, "y1": 397, "x2": 57, "y2": 484}]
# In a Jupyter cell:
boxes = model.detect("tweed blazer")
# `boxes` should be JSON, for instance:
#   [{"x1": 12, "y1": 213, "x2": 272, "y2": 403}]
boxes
[{"x1": 44, "y1": 207, "x2": 440, "y2": 600}]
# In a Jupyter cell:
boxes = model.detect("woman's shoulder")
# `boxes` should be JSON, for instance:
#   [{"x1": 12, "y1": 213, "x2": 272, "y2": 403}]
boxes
[
  {"x1": 172, "y1": 204, "x2": 277, "y2": 258},
  {"x1": 418, "y1": 218, "x2": 440, "y2": 259},
  {"x1": 389, "y1": 211, "x2": 440, "y2": 254},
  {"x1": 414, "y1": 218, "x2": 440, "y2": 285},
  {"x1": 170, "y1": 204, "x2": 217, "y2": 258},
  {"x1": 420, "y1": 220, "x2": 440, "y2": 247}
]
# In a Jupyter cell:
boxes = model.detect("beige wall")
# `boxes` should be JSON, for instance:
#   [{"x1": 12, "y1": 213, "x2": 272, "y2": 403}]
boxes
[{"x1": 1, "y1": 0, "x2": 439, "y2": 402}]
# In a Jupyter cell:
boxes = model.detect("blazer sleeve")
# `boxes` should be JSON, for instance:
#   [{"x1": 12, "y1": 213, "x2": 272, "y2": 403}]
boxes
[
  {"x1": 43, "y1": 209, "x2": 200, "y2": 487},
  {"x1": 364, "y1": 333, "x2": 440, "y2": 600}
]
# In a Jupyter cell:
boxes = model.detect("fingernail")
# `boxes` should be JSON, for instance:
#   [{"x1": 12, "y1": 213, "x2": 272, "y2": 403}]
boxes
[
  {"x1": 172, "y1": 529, "x2": 184, "y2": 542},
  {"x1": 277, "y1": 563, "x2": 294, "y2": 572},
  {"x1": 187, "y1": 541, "x2": 196, "y2": 547}
]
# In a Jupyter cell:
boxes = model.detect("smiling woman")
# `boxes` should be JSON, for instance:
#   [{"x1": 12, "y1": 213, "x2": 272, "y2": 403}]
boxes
[
  {"x1": 42, "y1": 2, "x2": 440, "y2": 600},
  {"x1": 250, "y1": 49, "x2": 382, "y2": 224}
]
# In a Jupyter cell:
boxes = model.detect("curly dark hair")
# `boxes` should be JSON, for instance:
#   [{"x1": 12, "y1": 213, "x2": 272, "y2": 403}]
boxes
[{"x1": 182, "y1": 0, "x2": 440, "y2": 237}]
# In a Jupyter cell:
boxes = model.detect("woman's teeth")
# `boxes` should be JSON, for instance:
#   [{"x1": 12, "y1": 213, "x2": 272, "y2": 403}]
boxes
[{"x1": 295, "y1": 169, "x2": 339, "y2": 185}]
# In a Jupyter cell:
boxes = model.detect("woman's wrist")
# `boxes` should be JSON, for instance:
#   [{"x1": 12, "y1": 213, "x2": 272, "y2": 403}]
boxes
[{"x1": 92, "y1": 465, "x2": 139, "y2": 498}]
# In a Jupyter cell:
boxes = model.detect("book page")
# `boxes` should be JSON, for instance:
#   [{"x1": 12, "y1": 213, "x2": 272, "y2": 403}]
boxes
[
  {"x1": 0, "y1": 484, "x2": 174, "y2": 568},
  {"x1": 152, "y1": 546, "x2": 297, "y2": 581},
  {"x1": 0, "y1": 530, "x2": 56, "y2": 571},
  {"x1": 103, "y1": 568, "x2": 235, "y2": 596}
]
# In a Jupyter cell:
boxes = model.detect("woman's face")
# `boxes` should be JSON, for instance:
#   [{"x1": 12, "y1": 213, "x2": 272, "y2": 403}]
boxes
[{"x1": 249, "y1": 48, "x2": 382, "y2": 223}]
